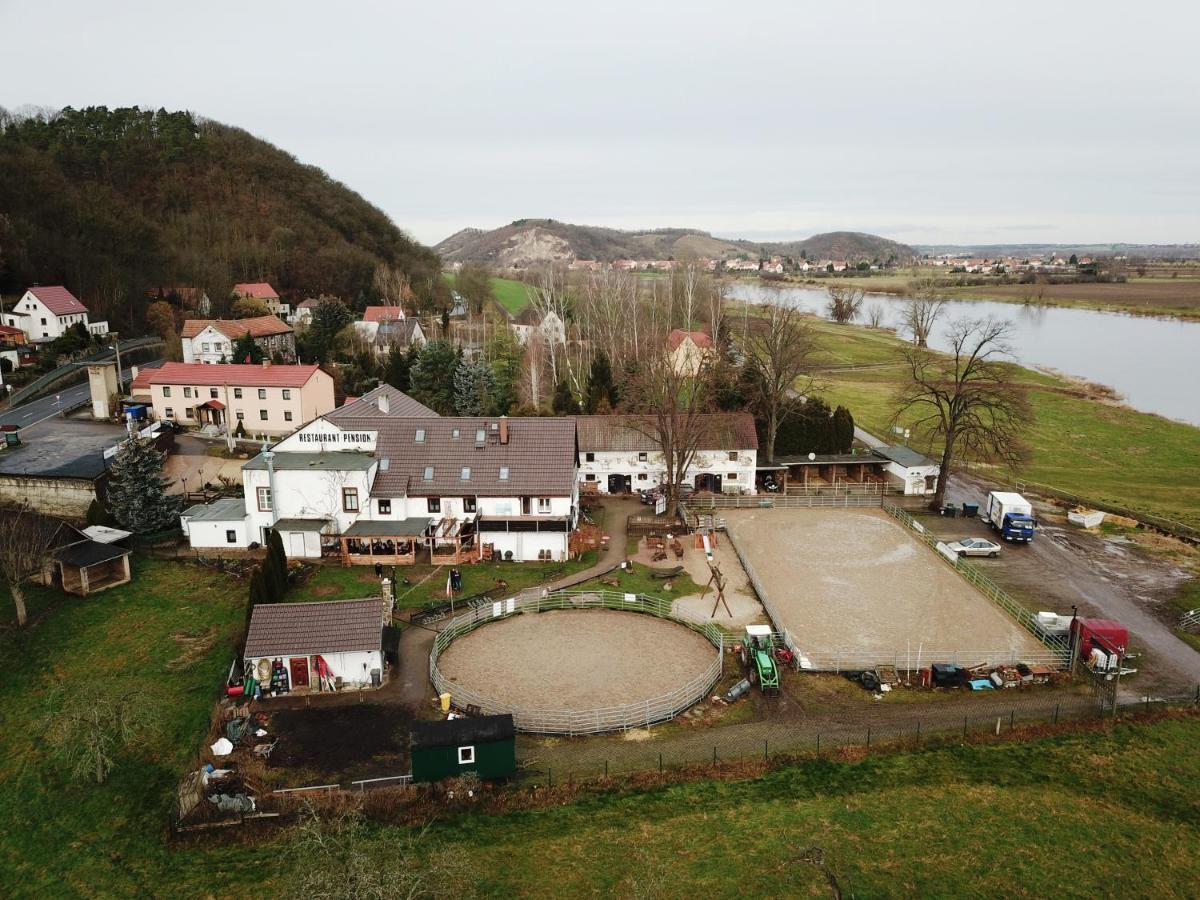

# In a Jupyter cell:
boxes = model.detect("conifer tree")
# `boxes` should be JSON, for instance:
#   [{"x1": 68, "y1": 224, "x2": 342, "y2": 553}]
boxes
[{"x1": 105, "y1": 435, "x2": 182, "y2": 534}]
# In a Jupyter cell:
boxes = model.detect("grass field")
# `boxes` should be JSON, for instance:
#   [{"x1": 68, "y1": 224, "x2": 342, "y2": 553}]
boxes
[
  {"x1": 5, "y1": 555, "x2": 1200, "y2": 896},
  {"x1": 804, "y1": 319, "x2": 1200, "y2": 527},
  {"x1": 443, "y1": 271, "x2": 533, "y2": 314}
]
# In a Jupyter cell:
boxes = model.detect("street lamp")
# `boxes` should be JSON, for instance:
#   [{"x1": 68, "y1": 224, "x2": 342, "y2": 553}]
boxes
[{"x1": 261, "y1": 437, "x2": 278, "y2": 530}]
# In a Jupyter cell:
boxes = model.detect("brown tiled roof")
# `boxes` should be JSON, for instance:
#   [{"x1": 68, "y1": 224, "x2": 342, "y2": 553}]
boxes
[
  {"x1": 574, "y1": 413, "x2": 758, "y2": 452},
  {"x1": 330, "y1": 415, "x2": 577, "y2": 497},
  {"x1": 327, "y1": 384, "x2": 436, "y2": 420},
  {"x1": 182, "y1": 316, "x2": 292, "y2": 339},
  {"x1": 244, "y1": 598, "x2": 384, "y2": 658},
  {"x1": 232, "y1": 282, "x2": 279, "y2": 300},
  {"x1": 27, "y1": 285, "x2": 88, "y2": 316}
]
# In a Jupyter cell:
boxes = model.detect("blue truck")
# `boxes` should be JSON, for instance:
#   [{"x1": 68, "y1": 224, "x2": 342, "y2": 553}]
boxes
[{"x1": 985, "y1": 491, "x2": 1036, "y2": 542}]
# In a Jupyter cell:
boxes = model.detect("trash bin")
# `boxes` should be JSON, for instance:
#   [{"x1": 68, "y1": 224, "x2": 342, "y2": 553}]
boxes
[
  {"x1": 941, "y1": 504, "x2": 957, "y2": 517},
  {"x1": 962, "y1": 502, "x2": 979, "y2": 519}
]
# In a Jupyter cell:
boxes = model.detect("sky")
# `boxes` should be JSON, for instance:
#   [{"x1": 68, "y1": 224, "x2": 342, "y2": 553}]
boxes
[{"x1": 3, "y1": 0, "x2": 1198, "y2": 248}]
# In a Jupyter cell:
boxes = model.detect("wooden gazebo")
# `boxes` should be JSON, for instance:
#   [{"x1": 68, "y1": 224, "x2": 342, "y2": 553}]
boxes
[
  {"x1": 429, "y1": 516, "x2": 479, "y2": 565},
  {"x1": 339, "y1": 518, "x2": 432, "y2": 567}
]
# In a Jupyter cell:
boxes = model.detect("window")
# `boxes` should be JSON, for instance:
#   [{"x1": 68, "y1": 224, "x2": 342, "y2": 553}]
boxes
[
  {"x1": 463, "y1": 496, "x2": 477, "y2": 513},
  {"x1": 210, "y1": 388, "x2": 219, "y2": 399},
  {"x1": 342, "y1": 488, "x2": 359, "y2": 512},
  {"x1": 284, "y1": 411, "x2": 293, "y2": 422},
  {"x1": 460, "y1": 467, "x2": 471, "y2": 481},
  {"x1": 258, "y1": 389, "x2": 267, "y2": 400},
  {"x1": 475, "y1": 428, "x2": 486, "y2": 445},
  {"x1": 256, "y1": 487, "x2": 272, "y2": 512},
  {"x1": 234, "y1": 388, "x2": 243, "y2": 399},
  {"x1": 728, "y1": 451, "x2": 738, "y2": 462},
  {"x1": 202, "y1": 342, "x2": 210, "y2": 352},
  {"x1": 728, "y1": 472, "x2": 738, "y2": 480},
  {"x1": 537, "y1": 498, "x2": 552, "y2": 514},
  {"x1": 585, "y1": 473, "x2": 596, "y2": 481},
  {"x1": 451, "y1": 428, "x2": 460, "y2": 440},
  {"x1": 457, "y1": 745, "x2": 475, "y2": 765},
  {"x1": 637, "y1": 473, "x2": 648, "y2": 481},
  {"x1": 638, "y1": 452, "x2": 648, "y2": 462},
  {"x1": 236, "y1": 411, "x2": 244, "y2": 420},
  {"x1": 282, "y1": 389, "x2": 291, "y2": 400},
  {"x1": 183, "y1": 409, "x2": 192, "y2": 419},
  {"x1": 183, "y1": 386, "x2": 193, "y2": 399},
  {"x1": 40, "y1": 318, "x2": 46, "y2": 325},
  {"x1": 585, "y1": 452, "x2": 595, "y2": 462},
  {"x1": 164, "y1": 407, "x2": 174, "y2": 419},
  {"x1": 538, "y1": 548, "x2": 553, "y2": 561},
  {"x1": 378, "y1": 499, "x2": 391, "y2": 515},
  {"x1": 423, "y1": 466, "x2": 434, "y2": 481},
  {"x1": 163, "y1": 386, "x2": 172, "y2": 397},
  {"x1": 499, "y1": 466, "x2": 509, "y2": 481},
  {"x1": 427, "y1": 498, "x2": 441, "y2": 513},
  {"x1": 225, "y1": 529, "x2": 237, "y2": 544},
  {"x1": 415, "y1": 428, "x2": 426, "y2": 443},
  {"x1": 259, "y1": 410, "x2": 268, "y2": 421}
]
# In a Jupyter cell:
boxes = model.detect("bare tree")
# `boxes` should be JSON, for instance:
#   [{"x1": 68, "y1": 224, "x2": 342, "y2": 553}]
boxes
[
  {"x1": 0, "y1": 506, "x2": 61, "y2": 627},
  {"x1": 740, "y1": 304, "x2": 818, "y2": 463},
  {"x1": 894, "y1": 318, "x2": 1031, "y2": 509},
  {"x1": 373, "y1": 263, "x2": 410, "y2": 312},
  {"x1": 865, "y1": 303, "x2": 886, "y2": 329},
  {"x1": 902, "y1": 277, "x2": 946, "y2": 347},
  {"x1": 43, "y1": 680, "x2": 156, "y2": 784},
  {"x1": 825, "y1": 285, "x2": 864, "y2": 324}
]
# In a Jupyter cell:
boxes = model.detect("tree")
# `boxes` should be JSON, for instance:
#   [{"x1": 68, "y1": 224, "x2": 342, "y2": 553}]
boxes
[
  {"x1": 105, "y1": 434, "x2": 183, "y2": 534},
  {"x1": 740, "y1": 304, "x2": 817, "y2": 463},
  {"x1": 831, "y1": 405, "x2": 855, "y2": 452},
  {"x1": 455, "y1": 263, "x2": 495, "y2": 315},
  {"x1": 0, "y1": 506, "x2": 61, "y2": 627},
  {"x1": 486, "y1": 325, "x2": 524, "y2": 415},
  {"x1": 826, "y1": 286, "x2": 864, "y2": 324},
  {"x1": 248, "y1": 566, "x2": 269, "y2": 608},
  {"x1": 231, "y1": 332, "x2": 264, "y2": 364},
  {"x1": 43, "y1": 680, "x2": 156, "y2": 784},
  {"x1": 551, "y1": 379, "x2": 577, "y2": 415},
  {"x1": 265, "y1": 529, "x2": 288, "y2": 602},
  {"x1": 865, "y1": 303, "x2": 886, "y2": 329},
  {"x1": 145, "y1": 300, "x2": 177, "y2": 342},
  {"x1": 452, "y1": 356, "x2": 497, "y2": 416},
  {"x1": 894, "y1": 318, "x2": 1032, "y2": 509},
  {"x1": 373, "y1": 263, "x2": 410, "y2": 310},
  {"x1": 232, "y1": 296, "x2": 270, "y2": 318},
  {"x1": 383, "y1": 344, "x2": 413, "y2": 392},
  {"x1": 409, "y1": 340, "x2": 460, "y2": 414},
  {"x1": 902, "y1": 278, "x2": 946, "y2": 348},
  {"x1": 305, "y1": 297, "x2": 354, "y2": 364},
  {"x1": 584, "y1": 350, "x2": 619, "y2": 413}
]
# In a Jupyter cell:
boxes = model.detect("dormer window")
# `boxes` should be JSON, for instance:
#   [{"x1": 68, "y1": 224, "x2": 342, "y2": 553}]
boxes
[
  {"x1": 379, "y1": 458, "x2": 390, "y2": 471},
  {"x1": 475, "y1": 428, "x2": 486, "y2": 446},
  {"x1": 415, "y1": 428, "x2": 426, "y2": 443}
]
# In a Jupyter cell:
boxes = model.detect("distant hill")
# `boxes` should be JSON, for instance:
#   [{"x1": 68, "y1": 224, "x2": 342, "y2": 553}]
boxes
[
  {"x1": 435, "y1": 219, "x2": 913, "y2": 268},
  {"x1": 914, "y1": 242, "x2": 1200, "y2": 260},
  {"x1": 0, "y1": 106, "x2": 442, "y2": 331}
]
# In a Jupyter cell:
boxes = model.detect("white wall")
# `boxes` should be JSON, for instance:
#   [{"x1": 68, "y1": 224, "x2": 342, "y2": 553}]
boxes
[
  {"x1": 579, "y1": 448, "x2": 756, "y2": 495},
  {"x1": 484, "y1": 530, "x2": 569, "y2": 562},
  {"x1": 182, "y1": 516, "x2": 251, "y2": 549},
  {"x1": 182, "y1": 326, "x2": 233, "y2": 364},
  {"x1": 244, "y1": 464, "x2": 376, "y2": 544},
  {"x1": 884, "y1": 462, "x2": 940, "y2": 495},
  {"x1": 247, "y1": 649, "x2": 382, "y2": 691}
]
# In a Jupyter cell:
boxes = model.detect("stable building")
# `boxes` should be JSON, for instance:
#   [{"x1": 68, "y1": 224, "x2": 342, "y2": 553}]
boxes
[
  {"x1": 243, "y1": 597, "x2": 387, "y2": 695},
  {"x1": 410, "y1": 714, "x2": 517, "y2": 783}
]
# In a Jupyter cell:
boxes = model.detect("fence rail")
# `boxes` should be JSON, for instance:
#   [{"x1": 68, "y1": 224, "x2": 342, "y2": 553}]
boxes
[
  {"x1": 429, "y1": 589, "x2": 724, "y2": 735},
  {"x1": 686, "y1": 494, "x2": 887, "y2": 510}
]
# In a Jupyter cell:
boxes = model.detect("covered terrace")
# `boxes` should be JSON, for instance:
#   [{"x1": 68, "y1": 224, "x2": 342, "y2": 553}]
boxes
[{"x1": 339, "y1": 518, "x2": 431, "y2": 567}]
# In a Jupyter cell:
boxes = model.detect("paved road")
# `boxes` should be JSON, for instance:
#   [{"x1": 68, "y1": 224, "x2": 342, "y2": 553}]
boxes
[{"x1": 0, "y1": 360, "x2": 160, "y2": 430}]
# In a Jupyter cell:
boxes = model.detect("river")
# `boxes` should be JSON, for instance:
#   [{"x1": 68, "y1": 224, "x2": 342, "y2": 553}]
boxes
[{"x1": 727, "y1": 283, "x2": 1200, "y2": 427}]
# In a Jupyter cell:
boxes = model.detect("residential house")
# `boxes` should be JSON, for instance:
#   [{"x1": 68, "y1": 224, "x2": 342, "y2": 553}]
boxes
[
  {"x1": 232, "y1": 282, "x2": 289, "y2": 319},
  {"x1": 666, "y1": 329, "x2": 714, "y2": 377},
  {"x1": 575, "y1": 413, "x2": 758, "y2": 495},
  {"x1": 181, "y1": 316, "x2": 295, "y2": 364},
  {"x1": 147, "y1": 286, "x2": 211, "y2": 316},
  {"x1": 510, "y1": 307, "x2": 566, "y2": 347},
  {"x1": 290, "y1": 298, "x2": 320, "y2": 327},
  {"x1": 131, "y1": 361, "x2": 335, "y2": 436},
  {"x1": 353, "y1": 306, "x2": 426, "y2": 354},
  {"x1": 2, "y1": 285, "x2": 108, "y2": 343}
]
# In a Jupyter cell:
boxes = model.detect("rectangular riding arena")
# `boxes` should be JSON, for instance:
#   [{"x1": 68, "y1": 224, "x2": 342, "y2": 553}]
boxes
[{"x1": 723, "y1": 507, "x2": 1046, "y2": 667}]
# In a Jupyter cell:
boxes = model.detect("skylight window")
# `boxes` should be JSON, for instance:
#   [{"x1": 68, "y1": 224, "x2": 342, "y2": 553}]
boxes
[
  {"x1": 499, "y1": 466, "x2": 509, "y2": 481},
  {"x1": 423, "y1": 466, "x2": 434, "y2": 481},
  {"x1": 475, "y1": 428, "x2": 486, "y2": 445},
  {"x1": 461, "y1": 467, "x2": 471, "y2": 480},
  {"x1": 415, "y1": 428, "x2": 426, "y2": 443},
  {"x1": 379, "y1": 458, "x2": 390, "y2": 471},
  {"x1": 451, "y1": 428, "x2": 461, "y2": 440}
]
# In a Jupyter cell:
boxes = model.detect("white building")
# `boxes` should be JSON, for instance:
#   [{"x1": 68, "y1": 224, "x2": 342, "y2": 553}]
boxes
[
  {"x1": 873, "y1": 445, "x2": 941, "y2": 495},
  {"x1": 2, "y1": 285, "x2": 108, "y2": 343},
  {"x1": 180, "y1": 497, "x2": 252, "y2": 549},
  {"x1": 181, "y1": 316, "x2": 295, "y2": 364},
  {"x1": 575, "y1": 413, "x2": 759, "y2": 495}
]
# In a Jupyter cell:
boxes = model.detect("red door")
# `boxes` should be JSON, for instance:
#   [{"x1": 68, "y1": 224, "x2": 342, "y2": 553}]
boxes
[{"x1": 289, "y1": 657, "x2": 310, "y2": 688}]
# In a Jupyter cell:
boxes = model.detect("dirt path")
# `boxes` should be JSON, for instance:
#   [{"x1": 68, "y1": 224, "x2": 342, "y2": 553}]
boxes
[{"x1": 543, "y1": 497, "x2": 638, "y2": 591}]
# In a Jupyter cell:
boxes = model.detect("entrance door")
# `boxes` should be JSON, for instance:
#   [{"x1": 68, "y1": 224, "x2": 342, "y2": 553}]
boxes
[
  {"x1": 288, "y1": 532, "x2": 305, "y2": 557},
  {"x1": 289, "y1": 657, "x2": 310, "y2": 688},
  {"x1": 607, "y1": 474, "x2": 631, "y2": 494}
]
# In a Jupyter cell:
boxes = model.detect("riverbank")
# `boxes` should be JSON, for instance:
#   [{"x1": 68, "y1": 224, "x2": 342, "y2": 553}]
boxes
[{"x1": 799, "y1": 318, "x2": 1200, "y2": 529}]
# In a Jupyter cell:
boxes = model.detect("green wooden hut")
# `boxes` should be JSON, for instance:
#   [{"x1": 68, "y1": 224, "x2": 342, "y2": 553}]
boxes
[{"x1": 410, "y1": 714, "x2": 516, "y2": 783}]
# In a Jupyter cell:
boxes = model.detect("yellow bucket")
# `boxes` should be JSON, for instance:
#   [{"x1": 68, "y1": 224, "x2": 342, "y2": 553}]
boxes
[{"x1": 439, "y1": 692, "x2": 451, "y2": 713}]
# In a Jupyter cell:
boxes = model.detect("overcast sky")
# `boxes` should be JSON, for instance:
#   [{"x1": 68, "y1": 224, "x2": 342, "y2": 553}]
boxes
[{"x1": 3, "y1": 1, "x2": 1197, "y2": 247}]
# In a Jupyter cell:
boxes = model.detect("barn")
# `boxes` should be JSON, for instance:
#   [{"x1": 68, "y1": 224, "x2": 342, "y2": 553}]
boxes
[
  {"x1": 409, "y1": 714, "x2": 517, "y2": 783},
  {"x1": 243, "y1": 598, "x2": 386, "y2": 695}
]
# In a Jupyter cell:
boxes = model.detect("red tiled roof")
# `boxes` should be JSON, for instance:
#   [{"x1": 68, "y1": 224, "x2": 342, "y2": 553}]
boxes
[
  {"x1": 181, "y1": 316, "x2": 292, "y2": 339},
  {"x1": 0, "y1": 325, "x2": 25, "y2": 336},
  {"x1": 244, "y1": 598, "x2": 384, "y2": 658},
  {"x1": 667, "y1": 329, "x2": 712, "y2": 351},
  {"x1": 362, "y1": 305, "x2": 405, "y2": 323},
  {"x1": 27, "y1": 285, "x2": 88, "y2": 316},
  {"x1": 139, "y1": 362, "x2": 322, "y2": 388},
  {"x1": 232, "y1": 282, "x2": 279, "y2": 300}
]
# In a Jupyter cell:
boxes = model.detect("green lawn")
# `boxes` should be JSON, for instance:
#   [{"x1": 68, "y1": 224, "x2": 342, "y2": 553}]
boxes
[{"x1": 443, "y1": 271, "x2": 533, "y2": 315}]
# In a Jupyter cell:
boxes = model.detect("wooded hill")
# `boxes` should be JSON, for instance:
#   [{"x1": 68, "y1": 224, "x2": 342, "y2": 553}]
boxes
[
  {"x1": 0, "y1": 106, "x2": 442, "y2": 334},
  {"x1": 435, "y1": 219, "x2": 914, "y2": 268}
]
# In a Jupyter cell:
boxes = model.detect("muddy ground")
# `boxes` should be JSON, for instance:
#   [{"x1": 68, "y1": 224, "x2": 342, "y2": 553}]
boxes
[{"x1": 268, "y1": 703, "x2": 416, "y2": 783}]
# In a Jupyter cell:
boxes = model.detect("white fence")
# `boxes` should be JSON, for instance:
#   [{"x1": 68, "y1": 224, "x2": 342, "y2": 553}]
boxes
[
  {"x1": 686, "y1": 494, "x2": 886, "y2": 511},
  {"x1": 429, "y1": 589, "x2": 724, "y2": 735}
]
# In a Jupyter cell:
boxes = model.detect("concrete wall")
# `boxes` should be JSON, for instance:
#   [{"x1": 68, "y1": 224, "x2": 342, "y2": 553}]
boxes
[{"x1": 0, "y1": 474, "x2": 97, "y2": 518}]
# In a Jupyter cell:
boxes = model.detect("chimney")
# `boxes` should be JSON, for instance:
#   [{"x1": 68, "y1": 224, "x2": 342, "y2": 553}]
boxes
[
  {"x1": 262, "y1": 359, "x2": 271, "y2": 368},
  {"x1": 130, "y1": 365, "x2": 139, "y2": 382},
  {"x1": 498, "y1": 415, "x2": 508, "y2": 445},
  {"x1": 377, "y1": 392, "x2": 390, "y2": 415}
]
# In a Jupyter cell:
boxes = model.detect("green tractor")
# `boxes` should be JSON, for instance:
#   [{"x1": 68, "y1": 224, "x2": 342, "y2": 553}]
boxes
[{"x1": 740, "y1": 625, "x2": 780, "y2": 695}]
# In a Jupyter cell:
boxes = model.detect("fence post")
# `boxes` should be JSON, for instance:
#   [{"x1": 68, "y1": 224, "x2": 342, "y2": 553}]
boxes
[
  {"x1": 1054, "y1": 703, "x2": 1059, "y2": 724},
  {"x1": 866, "y1": 727, "x2": 871, "y2": 748},
  {"x1": 604, "y1": 759, "x2": 608, "y2": 779},
  {"x1": 816, "y1": 733, "x2": 821, "y2": 757},
  {"x1": 659, "y1": 752, "x2": 663, "y2": 774},
  {"x1": 1010, "y1": 709, "x2": 1015, "y2": 730},
  {"x1": 764, "y1": 739, "x2": 769, "y2": 761},
  {"x1": 712, "y1": 746, "x2": 718, "y2": 766}
]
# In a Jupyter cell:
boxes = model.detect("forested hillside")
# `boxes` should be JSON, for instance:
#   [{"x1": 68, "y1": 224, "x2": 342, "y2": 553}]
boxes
[{"x1": 0, "y1": 106, "x2": 442, "y2": 334}]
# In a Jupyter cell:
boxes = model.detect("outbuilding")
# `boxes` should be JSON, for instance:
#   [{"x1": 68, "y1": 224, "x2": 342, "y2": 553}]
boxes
[
  {"x1": 53, "y1": 538, "x2": 133, "y2": 595},
  {"x1": 871, "y1": 445, "x2": 940, "y2": 496},
  {"x1": 243, "y1": 598, "x2": 386, "y2": 695},
  {"x1": 409, "y1": 714, "x2": 516, "y2": 783}
]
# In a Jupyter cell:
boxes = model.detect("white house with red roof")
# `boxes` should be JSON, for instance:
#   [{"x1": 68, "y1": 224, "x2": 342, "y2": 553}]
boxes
[
  {"x1": 666, "y1": 328, "x2": 714, "y2": 377},
  {"x1": 130, "y1": 361, "x2": 334, "y2": 437},
  {"x1": 181, "y1": 316, "x2": 295, "y2": 364},
  {"x1": 2, "y1": 285, "x2": 108, "y2": 343},
  {"x1": 232, "y1": 282, "x2": 289, "y2": 319}
]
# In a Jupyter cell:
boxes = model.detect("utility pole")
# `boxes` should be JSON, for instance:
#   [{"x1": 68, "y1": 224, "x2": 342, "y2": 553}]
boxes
[
  {"x1": 111, "y1": 332, "x2": 124, "y2": 395},
  {"x1": 261, "y1": 437, "x2": 279, "y2": 533},
  {"x1": 223, "y1": 383, "x2": 235, "y2": 453}
]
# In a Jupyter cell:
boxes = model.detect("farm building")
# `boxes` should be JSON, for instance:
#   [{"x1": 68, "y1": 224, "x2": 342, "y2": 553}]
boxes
[
  {"x1": 180, "y1": 497, "x2": 252, "y2": 549},
  {"x1": 243, "y1": 598, "x2": 387, "y2": 695},
  {"x1": 410, "y1": 714, "x2": 516, "y2": 783},
  {"x1": 756, "y1": 445, "x2": 940, "y2": 495},
  {"x1": 872, "y1": 445, "x2": 940, "y2": 495}
]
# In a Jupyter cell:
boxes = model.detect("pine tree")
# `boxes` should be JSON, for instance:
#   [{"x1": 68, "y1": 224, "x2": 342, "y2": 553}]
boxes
[
  {"x1": 584, "y1": 351, "x2": 618, "y2": 413},
  {"x1": 551, "y1": 380, "x2": 576, "y2": 415},
  {"x1": 267, "y1": 529, "x2": 289, "y2": 598},
  {"x1": 104, "y1": 435, "x2": 182, "y2": 534},
  {"x1": 452, "y1": 357, "x2": 497, "y2": 416},
  {"x1": 85, "y1": 497, "x2": 109, "y2": 527},
  {"x1": 383, "y1": 345, "x2": 412, "y2": 392},
  {"x1": 248, "y1": 566, "x2": 269, "y2": 607},
  {"x1": 409, "y1": 340, "x2": 460, "y2": 414},
  {"x1": 832, "y1": 405, "x2": 855, "y2": 453},
  {"x1": 232, "y1": 333, "x2": 263, "y2": 364}
]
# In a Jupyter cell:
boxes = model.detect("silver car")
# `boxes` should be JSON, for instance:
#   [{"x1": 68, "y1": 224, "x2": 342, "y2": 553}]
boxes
[{"x1": 947, "y1": 537, "x2": 1001, "y2": 558}]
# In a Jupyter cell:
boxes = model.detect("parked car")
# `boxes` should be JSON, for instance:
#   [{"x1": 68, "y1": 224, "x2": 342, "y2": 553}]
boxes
[{"x1": 946, "y1": 537, "x2": 1001, "y2": 558}]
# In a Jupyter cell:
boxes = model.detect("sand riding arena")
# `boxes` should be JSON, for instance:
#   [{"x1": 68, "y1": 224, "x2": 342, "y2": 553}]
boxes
[{"x1": 430, "y1": 591, "x2": 724, "y2": 735}]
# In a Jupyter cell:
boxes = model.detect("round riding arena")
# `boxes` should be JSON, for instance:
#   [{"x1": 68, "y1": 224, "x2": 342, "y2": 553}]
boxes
[{"x1": 431, "y1": 597, "x2": 723, "y2": 734}]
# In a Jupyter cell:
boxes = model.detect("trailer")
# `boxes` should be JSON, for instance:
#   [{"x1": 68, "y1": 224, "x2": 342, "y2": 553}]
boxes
[
  {"x1": 985, "y1": 491, "x2": 1037, "y2": 543},
  {"x1": 1071, "y1": 618, "x2": 1128, "y2": 671}
]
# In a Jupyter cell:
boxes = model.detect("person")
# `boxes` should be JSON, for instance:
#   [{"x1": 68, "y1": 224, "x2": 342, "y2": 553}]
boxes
[{"x1": 374, "y1": 562, "x2": 383, "y2": 579}]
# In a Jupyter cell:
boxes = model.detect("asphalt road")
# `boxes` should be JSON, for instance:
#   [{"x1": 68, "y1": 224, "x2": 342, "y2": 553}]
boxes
[{"x1": 0, "y1": 360, "x2": 160, "y2": 430}]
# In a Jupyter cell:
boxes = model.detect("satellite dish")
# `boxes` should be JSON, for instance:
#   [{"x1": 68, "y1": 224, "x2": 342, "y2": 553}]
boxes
[{"x1": 808, "y1": 452, "x2": 816, "y2": 461}]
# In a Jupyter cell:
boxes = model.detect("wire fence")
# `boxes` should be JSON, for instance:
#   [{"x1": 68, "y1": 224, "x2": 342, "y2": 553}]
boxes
[{"x1": 429, "y1": 589, "x2": 724, "y2": 735}]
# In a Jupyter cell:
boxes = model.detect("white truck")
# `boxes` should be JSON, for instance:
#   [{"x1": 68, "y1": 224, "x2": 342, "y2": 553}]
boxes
[{"x1": 985, "y1": 491, "x2": 1036, "y2": 543}]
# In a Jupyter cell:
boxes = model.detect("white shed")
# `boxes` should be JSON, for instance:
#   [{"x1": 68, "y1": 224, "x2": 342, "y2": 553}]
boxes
[
  {"x1": 872, "y1": 445, "x2": 941, "y2": 496},
  {"x1": 180, "y1": 497, "x2": 251, "y2": 549},
  {"x1": 243, "y1": 597, "x2": 386, "y2": 696}
]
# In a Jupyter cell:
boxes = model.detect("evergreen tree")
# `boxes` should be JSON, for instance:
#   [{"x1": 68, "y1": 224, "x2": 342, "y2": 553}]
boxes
[
  {"x1": 231, "y1": 333, "x2": 263, "y2": 364},
  {"x1": 409, "y1": 340, "x2": 460, "y2": 414},
  {"x1": 306, "y1": 298, "x2": 353, "y2": 364},
  {"x1": 383, "y1": 344, "x2": 412, "y2": 392},
  {"x1": 85, "y1": 497, "x2": 110, "y2": 527},
  {"x1": 248, "y1": 566, "x2": 269, "y2": 607},
  {"x1": 584, "y1": 351, "x2": 619, "y2": 413},
  {"x1": 452, "y1": 357, "x2": 497, "y2": 416},
  {"x1": 486, "y1": 325, "x2": 523, "y2": 415},
  {"x1": 104, "y1": 435, "x2": 182, "y2": 534},
  {"x1": 265, "y1": 529, "x2": 288, "y2": 601},
  {"x1": 832, "y1": 405, "x2": 855, "y2": 453},
  {"x1": 551, "y1": 379, "x2": 577, "y2": 415}
]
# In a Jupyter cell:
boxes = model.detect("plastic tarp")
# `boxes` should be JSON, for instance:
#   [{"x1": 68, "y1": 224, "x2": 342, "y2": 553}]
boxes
[{"x1": 210, "y1": 737, "x2": 234, "y2": 756}]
